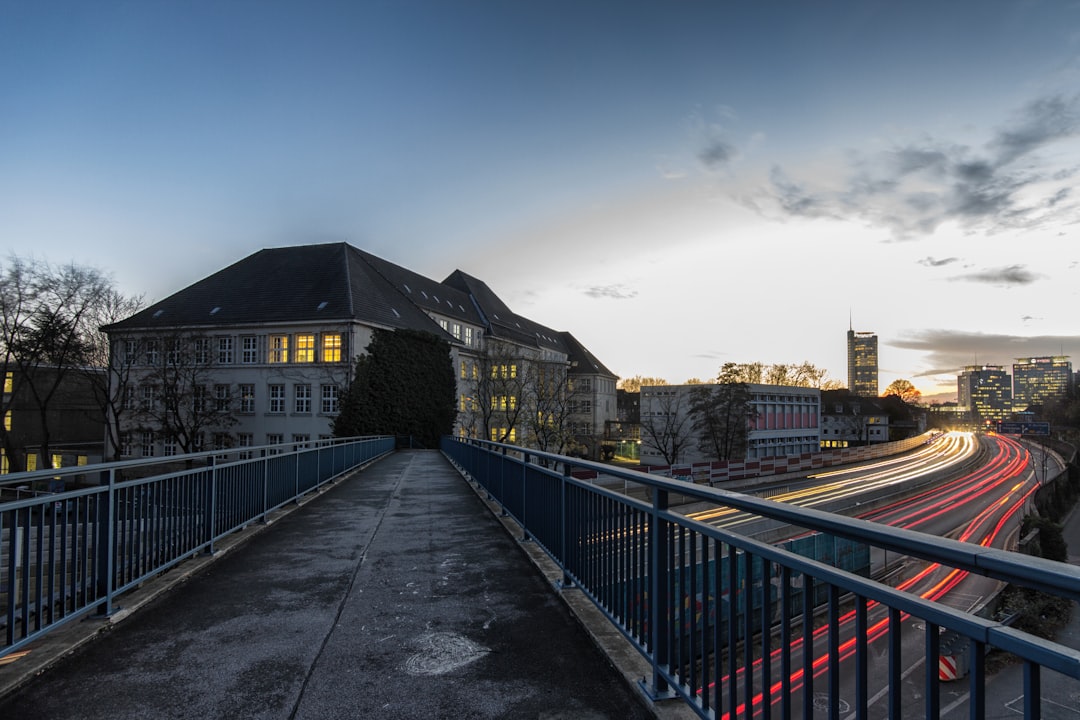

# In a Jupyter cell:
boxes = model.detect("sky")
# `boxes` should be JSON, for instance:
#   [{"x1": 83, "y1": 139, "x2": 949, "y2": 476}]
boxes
[{"x1": 3, "y1": 1, "x2": 1080, "y2": 402}]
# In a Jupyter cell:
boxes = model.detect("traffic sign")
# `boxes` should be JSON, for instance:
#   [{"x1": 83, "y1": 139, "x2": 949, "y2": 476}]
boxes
[{"x1": 996, "y1": 421, "x2": 1050, "y2": 436}]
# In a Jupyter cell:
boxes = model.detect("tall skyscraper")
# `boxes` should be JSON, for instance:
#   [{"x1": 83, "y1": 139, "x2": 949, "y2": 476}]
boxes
[
  {"x1": 958, "y1": 365, "x2": 1011, "y2": 423},
  {"x1": 1012, "y1": 356, "x2": 1072, "y2": 410},
  {"x1": 847, "y1": 324, "x2": 878, "y2": 397}
]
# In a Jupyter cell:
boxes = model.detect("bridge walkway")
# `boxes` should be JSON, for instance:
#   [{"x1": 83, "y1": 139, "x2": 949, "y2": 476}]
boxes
[{"x1": 0, "y1": 450, "x2": 667, "y2": 720}]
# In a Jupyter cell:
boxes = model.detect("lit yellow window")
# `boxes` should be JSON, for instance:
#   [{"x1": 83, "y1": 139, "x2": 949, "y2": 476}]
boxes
[
  {"x1": 322, "y1": 334, "x2": 342, "y2": 363},
  {"x1": 490, "y1": 427, "x2": 500, "y2": 441},
  {"x1": 77, "y1": 455, "x2": 88, "y2": 466},
  {"x1": 3, "y1": 411, "x2": 10, "y2": 431},
  {"x1": 460, "y1": 394, "x2": 467, "y2": 411},
  {"x1": 3, "y1": 372, "x2": 11, "y2": 393},
  {"x1": 0, "y1": 450, "x2": 6, "y2": 474},
  {"x1": 471, "y1": 363, "x2": 478, "y2": 380},
  {"x1": 460, "y1": 361, "x2": 466, "y2": 379},
  {"x1": 269, "y1": 335, "x2": 289, "y2": 363},
  {"x1": 508, "y1": 428, "x2": 516, "y2": 442},
  {"x1": 26, "y1": 454, "x2": 37, "y2": 471},
  {"x1": 52, "y1": 454, "x2": 62, "y2": 468},
  {"x1": 296, "y1": 334, "x2": 315, "y2": 363}
]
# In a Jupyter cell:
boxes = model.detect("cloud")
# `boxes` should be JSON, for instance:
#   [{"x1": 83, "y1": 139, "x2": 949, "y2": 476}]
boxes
[
  {"x1": 699, "y1": 139, "x2": 736, "y2": 169},
  {"x1": 947, "y1": 264, "x2": 1041, "y2": 286},
  {"x1": 583, "y1": 283, "x2": 638, "y2": 300},
  {"x1": 755, "y1": 94, "x2": 1080, "y2": 238},
  {"x1": 918, "y1": 256, "x2": 959, "y2": 267},
  {"x1": 891, "y1": 329, "x2": 1080, "y2": 376}
]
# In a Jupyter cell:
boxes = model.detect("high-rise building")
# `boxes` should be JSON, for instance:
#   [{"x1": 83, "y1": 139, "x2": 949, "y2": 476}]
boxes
[
  {"x1": 957, "y1": 365, "x2": 1011, "y2": 423},
  {"x1": 1012, "y1": 356, "x2": 1072, "y2": 410},
  {"x1": 847, "y1": 325, "x2": 878, "y2": 397}
]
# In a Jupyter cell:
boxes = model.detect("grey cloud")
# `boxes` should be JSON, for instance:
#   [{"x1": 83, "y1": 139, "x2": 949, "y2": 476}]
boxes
[
  {"x1": 755, "y1": 94, "x2": 1080, "y2": 238},
  {"x1": 583, "y1": 284, "x2": 638, "y2": 300},
  {"x1": 699, "y1": 139, "x2": 736, "y2": 170},
  {"x1": 993, "y1": 94, "x2": 1080, "y2": 165},
  {"x1": 891, "y1": 329, "x2": 1080, "y2": 378},
  {"x1": 948, "y1": 264, "x2": 1040, "y2": 286},
  {"x1": 918, "y1": 256, "x2": 959, "y2": 267}
]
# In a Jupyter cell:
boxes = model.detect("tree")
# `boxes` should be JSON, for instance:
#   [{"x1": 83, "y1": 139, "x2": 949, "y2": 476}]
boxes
[
  {"x1": 82, "y1": 288, "x2": 145, "y2": 461},
  {"x1": 0, "y1": 256, "x2": 125, "y2": 469},
  {"x1": 333, "y1": 329, "x2": 456, "y2": 447},
  {"x1": 128, "y1": 330, "x2": 238, "y2": 454},
  {"x1": 689, "y1": 381, "x2": 756, "y2": 461},
  {"x1": 639, "y1": 389, "x2": 694, "y2": 464},
  {"x1": 524, "y1": 357, "x2": 581, "y2": 456},
  {"x1": 617, "y1": 375, "x2": 668, "y2": 393},
  {"x1": 883, "y1": 379, "x2": 921, "y2": 404},
  {"x1": 717, "y1": 362, "x2": 763, "y2": 384}
]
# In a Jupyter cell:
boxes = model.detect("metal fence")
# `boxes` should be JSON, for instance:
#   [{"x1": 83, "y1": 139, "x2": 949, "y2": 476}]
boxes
[
  {"x1": 442, "y1": 436, "x2": 1080, "y2": 720},
  {"x1": 1, "y1": 435, "x2": 394, "y2": 658}
]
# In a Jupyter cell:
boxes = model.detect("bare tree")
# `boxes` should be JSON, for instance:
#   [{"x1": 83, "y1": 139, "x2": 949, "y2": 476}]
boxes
[
  {"x1": 639, "y1": 389, "x2": 693, "y2": 465},
  {"x1": 0, "y1": 256, "x2": 115, "y2": 469},
  {"x1": 524, "y1": 358, "x2": 583, "y2": 456},
  {"x1": 689, "y1": 382, "x2": 756, "y2": 461},
  {"x1": 128, "y1": 330, "x2": 237, "y2": 454},
  {"x1": 617, "y1": 375, "x2": 668, "y2": 393},
  {"x1": 469, "y1": 342, "x2": 530, "y2": 443},
  {"x1": 82, "y1": 288, "x2": 144, "y2": 461}
]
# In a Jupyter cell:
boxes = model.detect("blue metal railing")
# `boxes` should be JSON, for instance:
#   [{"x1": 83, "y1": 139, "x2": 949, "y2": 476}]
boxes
[
  {"x1": 0, "y1": 435, "x2": 393, "y2": 658},
  {"x1": 442, "y1": 436, "x2": 1080, "y2": 720}
]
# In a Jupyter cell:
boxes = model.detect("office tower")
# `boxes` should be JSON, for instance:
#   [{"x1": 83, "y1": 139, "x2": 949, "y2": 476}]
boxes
[
  {"x1": 847, "y1": 325, "x2": 878, "y2": 397},
  {"x1": 957, "y1": 365, "x2": 1011, "y2": 423},
  {"x1": 1012, "y1": 356, "x2": 1072, "y2": 410}
]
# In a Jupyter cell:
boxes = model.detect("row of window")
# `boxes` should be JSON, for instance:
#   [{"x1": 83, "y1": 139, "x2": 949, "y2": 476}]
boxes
[
  {"x1": 0, "y1": 451, "x2": 89, "y2": 474},
  {"x1": 127, "y1": 383, "x2": 340, "y2": 415},
  {"x1": 436, "y1": 318, "x2": 476, "y2": 347},
  {"x1": 126, "y1": 333, "x2": 344, "y2": 366},
  {"x1": 125, "y1": 431, "x2": 330, "y2": 458}
]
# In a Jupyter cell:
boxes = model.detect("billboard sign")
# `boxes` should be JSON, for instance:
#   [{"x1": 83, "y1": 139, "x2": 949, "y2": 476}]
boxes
[{"x1": 996, "y1": 421, "x2": 1050, "y2": 436}]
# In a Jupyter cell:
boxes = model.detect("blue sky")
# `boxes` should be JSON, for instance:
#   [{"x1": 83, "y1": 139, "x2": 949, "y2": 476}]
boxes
[{"x1": 3, "y1": 1, "x2": 1080, "y2": 400}]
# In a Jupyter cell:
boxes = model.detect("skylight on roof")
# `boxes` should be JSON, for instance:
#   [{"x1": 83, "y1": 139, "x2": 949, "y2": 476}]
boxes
[
  {"x1": 433, "y1": 295, "x2": 439, "y2": 303},
  {"x1": 153, "y1": 310, "x2": 164, "y2": 318},
  {"x1": 317, "y1": 301, "x2": 328, "y2": 310},
  {"x1": 210, "y1": 307, "x2": 221, "y2": 315},
  {"x1": 392, "y1": 308, "x2": 401, "y2": 318},
  {"x1": 421, "y1": 291, "x2": 428, "y2": 299},
  {"x1": 403, "y1": 284, "x2": 411, "y2": 293}
]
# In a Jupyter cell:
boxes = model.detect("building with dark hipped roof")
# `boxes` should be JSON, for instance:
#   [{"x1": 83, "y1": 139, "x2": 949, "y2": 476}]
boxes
[{"x1": 103, "y1": 243, "x2": 617, "y2": 459}]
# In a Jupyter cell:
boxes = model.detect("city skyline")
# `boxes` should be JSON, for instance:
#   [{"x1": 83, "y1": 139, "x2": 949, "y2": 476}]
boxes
[{"x1": 4, "y1": 2, "x2": 1080, "y2": 400}]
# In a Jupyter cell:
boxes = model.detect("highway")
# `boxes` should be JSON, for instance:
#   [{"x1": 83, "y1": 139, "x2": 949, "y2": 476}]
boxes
[{"x1": 689, "y1": 432, "x2": 1050, "y2": 718}]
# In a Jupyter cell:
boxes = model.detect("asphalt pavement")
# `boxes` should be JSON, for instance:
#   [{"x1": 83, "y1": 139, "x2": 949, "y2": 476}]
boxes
[{"x1": 0, "y1": 450, "x2": 689, "y2": 720}]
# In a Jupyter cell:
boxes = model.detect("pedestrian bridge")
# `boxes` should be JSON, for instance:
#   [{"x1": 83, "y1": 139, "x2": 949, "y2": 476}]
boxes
[{"x1": 2, "y1": 435, "x2": 1079, "y2": 719}]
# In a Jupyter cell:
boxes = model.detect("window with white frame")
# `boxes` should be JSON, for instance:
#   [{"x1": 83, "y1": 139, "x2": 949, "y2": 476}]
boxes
[
  {"x1": 141, "y1": 384, "x2": 158, "y2": 411},
  {"x1": 218, "y1": 337, "x2": 233, "y2": 364},
  {"x1": 237, "y1": 433, "x2": 253, "y2": 460},
  {"x1": 144, "y1": 339, "x2": 159, "y2": 365},
  {"x1": 322, "y1": 333, "x2": 342, "y2": 362},
  {"x1": 296, "y1": 334, "x2": 315, "y2": 363},
  {"x1": 464, "y1": 327, "x2": 473, "y2": 346},
  {"x1": 214, "y1": 384, "x2": 231, "y2": 412},
  {"x1": 163, "y1": 437, "x2": 177, "y2": 456},
  {"x1": 242, "y1": 336, "x2": 258, "y2": 363},
  {"x1": 295, "y1": 384, "x2": 311, "y2": 413},
  {"x1": 193, "y1": 338, "x2": 210, "y2": 364},
  {"x1": 141, "y1": 431, "x2": 155, "y2": 457},
  {"x1": 321, "y1": 384, "x2": 339, "y2": 414},
  {"x1": 239, "y1": 384, "x2": 255, "y2": 413},
  {"x1": 268, "y1": 384, "x2": 285, "y2": 413},
  {"x1": 269, "y1": 335, "x2": 289, "y2": 363}
]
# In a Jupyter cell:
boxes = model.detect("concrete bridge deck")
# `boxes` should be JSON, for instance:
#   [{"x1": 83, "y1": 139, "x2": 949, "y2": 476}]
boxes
[{"x1": 0, "y1": 450, "x2": 672, "y2": 720}]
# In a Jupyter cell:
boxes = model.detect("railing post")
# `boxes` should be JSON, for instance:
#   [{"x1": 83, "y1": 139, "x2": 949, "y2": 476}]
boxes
[
  {"x1": 205, "y1": 455, "x2": 217, "y2": 555},
  {"x1": 640, "y1": 485, "x2": 674, "y2": 700},
  {"x1": 559, "y1": 462, "x2": 573, "y2": 588},
  {"x1": 519, "y1": 452, "x2": 529, "y2": 541},
  {"x1": 95, "y1": 468, "x2": 116, "y2": 616}
]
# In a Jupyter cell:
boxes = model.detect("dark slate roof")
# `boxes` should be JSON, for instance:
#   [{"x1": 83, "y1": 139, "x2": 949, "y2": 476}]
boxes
[
  {"x1": 104, "y1": 242, "x2": 616, "y2": 377},
  {"x1": 560, "y1": 332, "x2": 617, "y2": 378},
  {"x1": 442, "y1": 270, "x2": 566, "y2": 353},
  {"x1": 103, "y1": 243, "x2": 444, "y2": 337}
]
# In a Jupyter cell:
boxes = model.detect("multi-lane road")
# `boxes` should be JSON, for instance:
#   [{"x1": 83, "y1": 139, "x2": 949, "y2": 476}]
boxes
[{"x1": 681, "y1": 431, "x2": 1064, "y2": 718}]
